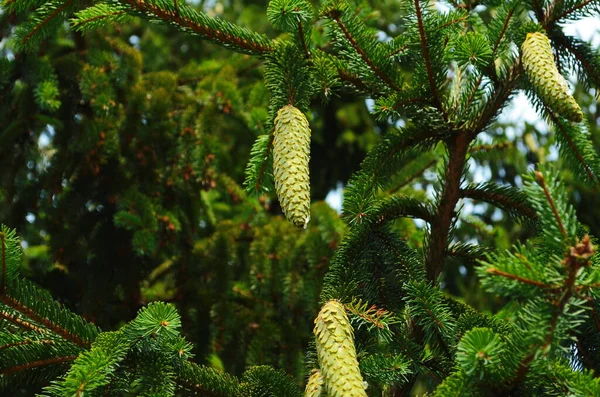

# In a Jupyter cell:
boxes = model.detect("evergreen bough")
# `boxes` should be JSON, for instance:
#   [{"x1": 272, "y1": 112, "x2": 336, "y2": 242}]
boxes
[{"x1": 2, "y1": 0, "x2": 600, "y2": 396}]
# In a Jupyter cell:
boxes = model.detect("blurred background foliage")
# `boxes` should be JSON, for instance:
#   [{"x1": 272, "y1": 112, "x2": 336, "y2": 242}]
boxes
[{"x1": 0, "y1": 0, "x2": 598, "y2": 392}]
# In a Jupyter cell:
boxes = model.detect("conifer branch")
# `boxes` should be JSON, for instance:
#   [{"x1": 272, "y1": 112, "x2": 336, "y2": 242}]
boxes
[
  {"x1": 389, "y1": 159, "x2": 437, "y2": 193},
  {"x1": 0, "y1": 295, "x2": 92, "y2": 348},
  {"x1": 549, "y1": 0, "x2": 598, "y2": 23},
  {"x1": 121, "y1": 0, "x2": 273, "y2": 54},
  {"x1": 425, "y1": 133, "x2": 470, "y2": 281},
  {"x1": 328, "y1": 12, "x2": 401, "y2": 91},
  {"x1": 0, "y1": 338, "x2": 54, "y2": 351},
  {"x1": 546, "y1": 109, "x2": 598, "y2": 183},
  {"x1": 74, "y1": 11, "x2": 128, "y2": 26},
  {"x1": 534, "y1": 171, "x2": 569, "y2": 241},
  {"x1": 460, "y1": 184, "x2": 538, "y2": 220},
  {"x1": 254, "y1": 132, "x2": 274, "y2": 194},
  {"x1": 491, "y1": 5, "x2": 516, "y2": 55},
  {"x1": 337, "y1": 69, "x2": 375, "y2": 94},
  {"x1": 413, "y1": 0, "x2": 443, "y2": 113},
  {"x1": 0, "y1": 310, "x2": 46, "y2": 334},
  {"x1": 553, "y1": 32, "x2": 600, "y2": 87},
  {"x1": 21, "y1": 0, "x2": 74, "y2": 46},
  {"x1": 485, "y1": 268, "x2": 548, "y2": 288},
  {"x1": 344, "y1": 300, "x2": 394, "y2": 330},
  {"x1": 0, "y1": 355, "x2": 77, "y2": 375},
  {"x1": 298, "y1": 22, "x2": 311, "y2": 59}
]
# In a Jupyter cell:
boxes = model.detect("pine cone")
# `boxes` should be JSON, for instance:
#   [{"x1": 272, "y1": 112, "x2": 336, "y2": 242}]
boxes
[
  {"x1": 273, "y1": 105, "x2": 311, "y2": 228},
  {"x1": 521, "y1": 32, "x2": 583, "y2": 123},
  {"x1": 304, "y1": 369, "x2": 324, "y2": 397},
  {"x1": 314, "y1": 300, "x2": 367, "y2": 397}
]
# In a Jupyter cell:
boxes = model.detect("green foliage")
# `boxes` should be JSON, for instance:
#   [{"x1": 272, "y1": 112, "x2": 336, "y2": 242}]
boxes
[{"x1": 2, "y1": 0, "x2": 600, "y2": 395}]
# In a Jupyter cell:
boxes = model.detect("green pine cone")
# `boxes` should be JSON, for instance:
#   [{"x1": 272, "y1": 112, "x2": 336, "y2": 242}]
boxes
[
  {"x1": 304, "y1": 369, "x2": 324, "y2": 397},
  {"x1": 273, "y1": 105, "x2": 311, "y2": 228},
  {"x1": 521, "y1": 32, "x2": 583, "y2": 123},
  {"x1": 314, "y1": 300, "x2": 367, "y2": 397}
]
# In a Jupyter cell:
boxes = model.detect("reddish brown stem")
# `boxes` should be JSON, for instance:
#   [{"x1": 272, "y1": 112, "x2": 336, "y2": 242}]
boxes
[
  {"x1": 329, "y1": 13, "x2": 401, "y2": 92},
  {"x1": 460, "y1": 187, "x2": 538, "y2": 220},
  {"x1": 425, "y1": 133, "x2": 471, "y2": 281},
  {"x1": 123, "y1": 0, "x2": 272, "y2": 54},
  {"x1": 1, "y1": 355, "x2": 77, "y2": 375},
  {"x1": 413, "y1": 0, "x2": 444, "y2": 114},
  {"x1": 1, "y1": 295, "x2": 91, "y2": 348},
  {"x1": 485, "y1": 268, "x2": 547, "y2": 288},
  {"x1": 22, "y1": 0, "x2": 74, "y2": 46},
  {"x1": 549, "y1": 0, "x2": 596, "y2": 23},
  {"x1": 534, "y1": 171, "x2": 569, "y2": 241}
]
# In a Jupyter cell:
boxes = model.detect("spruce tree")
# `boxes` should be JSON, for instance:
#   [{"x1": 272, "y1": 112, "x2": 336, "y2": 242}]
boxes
[{"x1": 2, "y1": 0, "x2": 600, "y2": 396}]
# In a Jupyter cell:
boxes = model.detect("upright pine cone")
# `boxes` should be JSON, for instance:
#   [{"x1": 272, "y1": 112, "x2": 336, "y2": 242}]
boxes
[
  {"x1": 304, "y1": 369, "x2": 324, "y2": 397},
  {"x1": 521, "y1": 32, "x2": 583, "y2": 123},
  {"x1": 273, "y1": 105, "x2": 311, "y2": 228},
  {"x1": 314, "y1": 300, "x2": 367, "y2": 397}
]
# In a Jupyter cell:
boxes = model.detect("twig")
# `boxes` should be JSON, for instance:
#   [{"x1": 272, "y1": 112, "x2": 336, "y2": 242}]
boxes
[
  {"x1": 122, "y1": 0, "x2": 272, "y2": 54},
  {"x1": 549, "y1": 0, "x2": 596, "y2": 24},
  {"x1": 329, "y1": 12, "x2": 401, "y2": 91},
  {"x1": 0, "y1": 355, "x2": 77, "y2": 375},
  {"x1": 534, "y1": 171, "x2": 569, "y2": 241},
  {"x1": 485, "y1": 268, "x2": 547, "y2": 288},
  {"x1": 545, "y1": 109, "x2": 598, "y2": 182},
  {"x1": 21, "y1": 0, "x2": 74, "y2": 46},
  {"x1": 425, "y1": 133, "x2": 470, "y2": 280},
  {"x1": 389, "y1": 159, "x2": 437, "y2": 193},
  {"x1": 413, "y1": 0, "x2": 444, "y2": 114}
]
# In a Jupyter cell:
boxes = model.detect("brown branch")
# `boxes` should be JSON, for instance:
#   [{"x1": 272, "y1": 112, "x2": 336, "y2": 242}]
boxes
[
  {"x1": 389, "y1": 159, "x2": 438, "y2": 194},
  {"x1": 122, "y1": 0, "x2": 272, "y2": 54},
  {"x1": 0, "y1": 310, "x2": 46, "y2": 334},
  {"x1": 492, "y1": 5, "x2": 517, "y2": 55},
  {"x1": 549, "y1": 0, "x2": 597, "y2": 23},
  {"x1": 374, "y1": 129, "x2": 444, "y2": 180},
  {"x1": 554, "y1": 34, "x2": 600, "y2": 85},
  {"x1": 337, "y1": 69, "x2": 376, "y2": 95},
  {"x1": 0, "y1": 355, "x2": 77, "y2": 375},
  {"x1": 0, "y1": 339, "x2": 54, "y2": 351},
  {"x1": 534, "y1": 171, "x2": 569, "y2": 241},
  {"x1": 329, "y1": 13, "x2": 401, "y2": 91},
  {"x1": 485, "y1": 268, "x2": 548, "y2": 288},
  {"x1": 298, "y1": 22, "x2": 311, "y2": 60},
  {"x1": 460, "y1": 187, "x2": 538, "y2": 220},
  {"x1": 413, "y1": 0, "x2": 444, "y2": 113},
  {"x1": 546, "y1": 109, "x2": 598, "y2": 183},
  {"x1": 425, "y1": 133, "x2": 471, "y2": 281},
  {"x1": 344, "y1": 303, "x2": 390, "y2": 329},
  {"x1": 387, "y1": 45, "x2": 408, "y2": 58},
  {"x1": 21, "y1": 0, "x2": 74, "y2": 46},
  {"x1": 392, "y1": 97, "x2": 430, "y2": 111},
  {"x1": 74, "y1": 11, "x2": 127, "y2": 26},
  {"x1": 0, "y1": 295, "x2": 92, "y2": 348},
  {"x1": 514, "y1": 240, "x2": 589, "y2": 384}
]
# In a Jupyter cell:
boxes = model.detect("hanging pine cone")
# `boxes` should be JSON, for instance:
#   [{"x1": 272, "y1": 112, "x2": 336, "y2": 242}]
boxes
[
  {"x1": 304, "y1": 369, "x2": 324, "y2": 397},
  {"x1": 314, "y1": 300, "x2": 367, "y2": 397},
  {"x1": 273, "y1": 105, "x2": 311, "y2": 228},
  {"x1": 521, "y1": 32, "x2": 583, "y2": 123}
]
